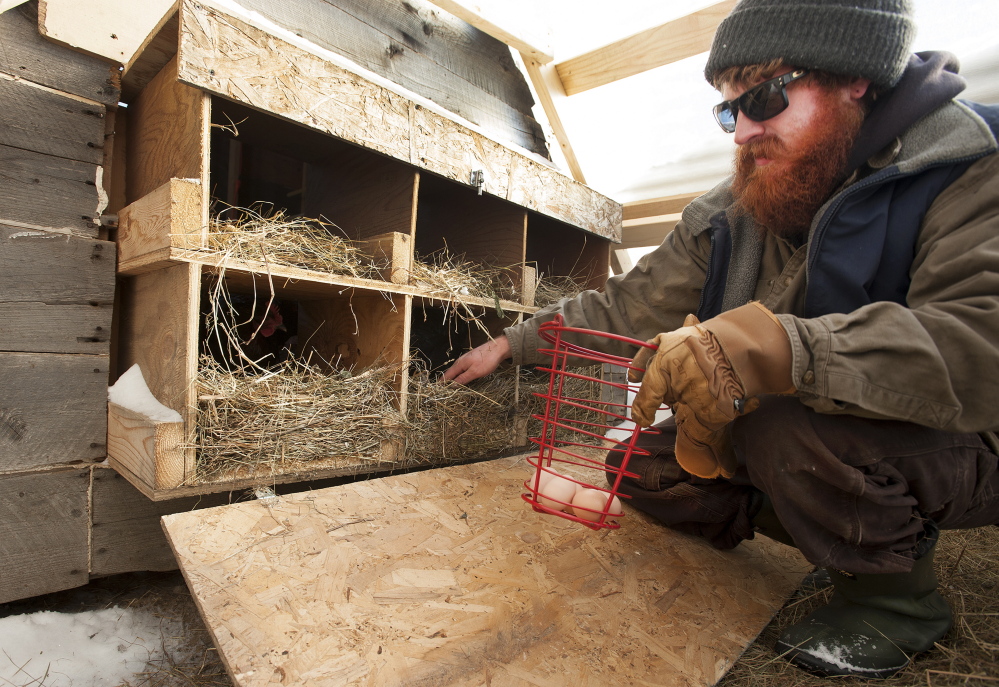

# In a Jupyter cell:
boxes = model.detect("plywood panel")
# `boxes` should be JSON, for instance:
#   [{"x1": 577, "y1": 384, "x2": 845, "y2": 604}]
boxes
[
  {"x1": 163, "y1": 454, "x2": 810, "y2": 687},
  {"x1": 176, "y1": 0, "x2": 621, "y2": 241},
  {"x1": 0, "y1": 468, "x2": 90, "y2": 603},
  {"x1": 126, "y1": 54, "x2": 207, "y2": 203},
  {"x1": 116, "y1": 262, "x2": 200, "y2": 432},
  {"x1": 303, "y1": 148, "x2": 418, "y2": 242},
  {"x1": 0, "y1": 2, "x2": 120, "y2": 106},
  {"x1": 416, "y1": 174, "x2": 526, "y2": 270},
  {"x1": 0, "y1": 352, "x2": 108, "y2": 470},
  {"x1": 38, "y1": 0, "x2": 175, "y2": 66}
]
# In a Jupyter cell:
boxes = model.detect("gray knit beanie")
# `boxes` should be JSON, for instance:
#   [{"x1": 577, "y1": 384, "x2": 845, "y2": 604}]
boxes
[{"x1": 704, "y1": 0, "x2": 916, "y2": 89}]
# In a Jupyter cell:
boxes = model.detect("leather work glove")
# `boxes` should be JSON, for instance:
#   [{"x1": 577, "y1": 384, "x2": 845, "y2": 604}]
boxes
[{"x1": 628, "y1": 302, "x2": 795, "y2": 479}]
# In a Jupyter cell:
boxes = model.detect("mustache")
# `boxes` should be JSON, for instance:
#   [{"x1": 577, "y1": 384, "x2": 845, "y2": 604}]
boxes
[{"x1": 738, "y1": 135, "x2": 787, "y2": 163}]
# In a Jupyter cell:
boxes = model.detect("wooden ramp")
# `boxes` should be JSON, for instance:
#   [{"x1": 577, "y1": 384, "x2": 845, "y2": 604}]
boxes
[{"x1": 162, "y1": 454, "x2": 811, "y2": 686}]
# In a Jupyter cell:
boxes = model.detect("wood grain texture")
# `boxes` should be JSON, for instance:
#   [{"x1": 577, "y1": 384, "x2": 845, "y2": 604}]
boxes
[
  {"x1": 0, "y1": 77, "x2": 106, "y2": 164},
  {"x1": 298, "y1": 290, "x2": 408, "y2": 373},
  {"x1": 0, "y1": 224, "x2": 114, "y2": 354},
  {"x1": 555, "y1": 1, "x2": 737, "y2": 96},
  {"x1": 424, "y1": 0, "x2": 554, "y2": 64},
  {"x1": 176, "y1": 1, "x2": 621, "y2": 241},
  {"x1": 90, "y1": 465, "x2": 232, "y2": 577},
  {"x1": 117, "y1": 177, "x2": 204, "y2": 266},
  {"x1": 302, "y1": 147, "x2": 418, "y2": 242},
  {"x1": 0, "y1": 468, "x2": 90, "y2": 603},
  {"x1": 229, "y1": 0, "x2": 546, "y2": 156},
  {"x1": 416, "y1": 174, "x2": 527, "y2": 270},
  {"x1": 38, "y1": 0, "x2": 175, "y2": 66},
  {"x1": 116, "y1": 262, "x2": 200, "y2": 438},
  {"x1": 527, "y1": 213, "x2": 611, "y2": 292},
  {"x1": 163, "y1": 454, "x2": 810, "y2": 686},
  {"x1": 107, "y1": 403, "x2": 190, "y2": 492},
  {"x1": 0, "y1": 223, "x2": 115, "y2": 299},
  {"x1": 125, "y1": 54, "x2": 206, "y2": 203},
  {"x1": 0, "y1": 144, "x2": 100, "y2": 236},
  {"x1": 0, "y1": 1, "x2": 120, "y2": 106},
  {"x1": 0, "y1": 353, "x2": 108, "y2": 470},
  {"x1": 623, "y1": 191, "x2": 704, "y2": 221}
]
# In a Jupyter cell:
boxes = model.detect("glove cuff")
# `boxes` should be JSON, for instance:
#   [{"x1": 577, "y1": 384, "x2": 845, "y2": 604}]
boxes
[{"x1": 705, "y1": 302, "x2": 795, "y2": 397}]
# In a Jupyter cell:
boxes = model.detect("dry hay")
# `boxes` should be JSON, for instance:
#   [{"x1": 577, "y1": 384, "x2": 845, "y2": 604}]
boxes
[
  {"x1": 204, "y1": 204, "x2": 385, "y2": 280},
  {"x1": 718, "y1": 524, "x2": 999, "y2": 687},
  {"x1": 194, "y1": 356, "x2": 405, "y2": 483},
  {"x1": 404, "y1": 364, "x2": 609, "y2": 465},
  {"x1": 520, "y1": 364, "x2": 609, "y2": 444},
  {"x1": 409, "y1": 250, "x2": 522, "y2": 305},
  {"x1": 405, "y1": 365, "x2": 520, "y2": 463},
  {"x1": 532, "y1": 272, "x2": 587, "y2": 308}
]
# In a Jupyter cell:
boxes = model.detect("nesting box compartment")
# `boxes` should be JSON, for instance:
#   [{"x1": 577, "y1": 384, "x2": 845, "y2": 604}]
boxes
[{"x1": 107, "y1": 0, "x2": 621, "y2": 500}]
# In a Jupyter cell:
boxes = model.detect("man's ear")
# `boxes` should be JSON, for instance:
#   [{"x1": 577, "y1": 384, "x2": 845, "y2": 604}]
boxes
[{"x1": 849, "y1": 78, "x2": 872, "y2": 101}]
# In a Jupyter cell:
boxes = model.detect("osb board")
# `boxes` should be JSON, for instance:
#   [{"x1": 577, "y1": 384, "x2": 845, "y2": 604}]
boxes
[
  {"x1": 175, "y1": 0, "x2": 622, "y2": 242},
  {"x1": 163, "y1": 454, "x2": 811, "y2": 687}
]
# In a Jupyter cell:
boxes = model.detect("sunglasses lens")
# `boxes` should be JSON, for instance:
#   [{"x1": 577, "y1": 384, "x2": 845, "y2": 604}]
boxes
[{"x1": 713, "y1": 103, "x2": 736, "y2": 133}]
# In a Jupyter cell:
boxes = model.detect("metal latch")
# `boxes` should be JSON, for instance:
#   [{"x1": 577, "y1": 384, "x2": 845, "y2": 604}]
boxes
[{"x1": 470, "y1": 169, "x2": 485, "y2": 196}]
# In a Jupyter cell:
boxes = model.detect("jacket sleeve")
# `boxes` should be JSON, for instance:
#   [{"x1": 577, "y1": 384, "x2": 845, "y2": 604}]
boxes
[
  {"x1": 504, "y1": 220, "x2": 711, "y2": 365},
  {"x1": 780, "y1": 152, "x2": 999, "y2": 432}
]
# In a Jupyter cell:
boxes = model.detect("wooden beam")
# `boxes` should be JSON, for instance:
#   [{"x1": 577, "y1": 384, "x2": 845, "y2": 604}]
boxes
[
  {"x1": 424, "y1": 0, "x2": 554, "y2": 65},
  {"x1": 520, "y1": 54, "x2": 585, "y2": 183},
  {"x1": 38, "y1": 0, "x2": 176, "y2": 64},
  {"x1": 555, "y1": 1, "x2": 736, "y2": 96},
  {"x1": 621, "y1": 220, "x2": 683, "y2": 251},
  {"x1": 623, "y1": 212, "x2": 683, "y2": 227},
  {"x1": 623, "y1": 191, "x2": 704, "y2": 221}
]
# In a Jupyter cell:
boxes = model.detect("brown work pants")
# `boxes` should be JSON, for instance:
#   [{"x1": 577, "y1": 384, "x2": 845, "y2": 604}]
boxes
[{"x1": 606, "y1": 396, "x2": 999, "y2": 574}]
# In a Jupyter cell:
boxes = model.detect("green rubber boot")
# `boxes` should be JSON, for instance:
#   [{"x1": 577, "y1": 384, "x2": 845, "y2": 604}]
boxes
[{"x1": 775, "y1": 522, "x2": 952, "y2": 679}]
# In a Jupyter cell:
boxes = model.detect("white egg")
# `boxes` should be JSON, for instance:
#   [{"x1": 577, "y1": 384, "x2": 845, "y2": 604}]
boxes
[
  {"x1": 537, "y1": 473, "x2": 579, "y2": 512},
  {"x1": 570, "y1": 488, "x2": 624, "y2": 522}
]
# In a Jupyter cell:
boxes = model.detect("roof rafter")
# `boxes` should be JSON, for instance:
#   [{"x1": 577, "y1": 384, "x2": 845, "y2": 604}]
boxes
[{"x1": 555, "y1": 0, "x2": 735, "y2": 96}]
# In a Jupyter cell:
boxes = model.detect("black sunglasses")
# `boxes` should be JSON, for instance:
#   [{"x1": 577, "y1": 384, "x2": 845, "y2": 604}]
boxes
[{"x1": 712, "y1": 69, "x2": 810, "y2": 133}]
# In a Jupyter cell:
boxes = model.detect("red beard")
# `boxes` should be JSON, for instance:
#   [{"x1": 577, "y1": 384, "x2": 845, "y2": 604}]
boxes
[{"x1": 732, "y1": 91, "x2": 865, "y2": 240}]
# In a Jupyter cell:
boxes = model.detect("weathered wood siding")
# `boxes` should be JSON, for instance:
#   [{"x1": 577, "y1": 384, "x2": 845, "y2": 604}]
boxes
[
  {"x1": 0, "y1": 469, "x2": 91, "y2": 604},
  {"x1": 0, "y1": 1, "x2": 119, "y2": 602},
  {"x1": 0, "y1": 2, "x2": 120, "y2": 106},
  {"x1": 226, "y1": 0, "x2": 546, "y2": 157},
  {"x1": 90, "y1": 467, "x2": 231, "y2": 577},
  {"x1": 0, "y1": 224, "x2": 115, "y2": 355}
]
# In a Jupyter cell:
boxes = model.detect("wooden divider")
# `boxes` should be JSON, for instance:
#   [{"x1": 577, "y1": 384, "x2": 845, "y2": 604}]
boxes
[{"x1": 527, "y1": 211, "x2": 612, "y2": 292}]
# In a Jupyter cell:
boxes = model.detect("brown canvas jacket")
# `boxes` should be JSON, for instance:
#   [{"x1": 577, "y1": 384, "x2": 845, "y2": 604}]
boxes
[{"x1": 505, "y1": 100, "x2": 999, "y2": 435}]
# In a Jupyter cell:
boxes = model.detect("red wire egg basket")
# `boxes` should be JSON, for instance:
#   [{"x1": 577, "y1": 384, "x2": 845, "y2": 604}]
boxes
[{"x1": 522, "y1": 315, "x2": 666, "y2": 530}]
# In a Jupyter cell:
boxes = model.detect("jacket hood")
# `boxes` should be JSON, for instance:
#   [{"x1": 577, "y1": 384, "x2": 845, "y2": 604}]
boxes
[{"x1": 846, "y1": 51, "x2": 966, "y2": 173}]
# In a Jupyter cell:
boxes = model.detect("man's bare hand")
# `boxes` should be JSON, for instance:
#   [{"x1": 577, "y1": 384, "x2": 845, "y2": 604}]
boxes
[{"x1": 443, "y1": 335, "x2": 512, "y2": 384}]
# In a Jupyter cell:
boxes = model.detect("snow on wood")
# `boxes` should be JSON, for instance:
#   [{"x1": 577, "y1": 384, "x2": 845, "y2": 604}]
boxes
[{"x1": 109, "y1": 364, "x2": 183, "y2": 423}]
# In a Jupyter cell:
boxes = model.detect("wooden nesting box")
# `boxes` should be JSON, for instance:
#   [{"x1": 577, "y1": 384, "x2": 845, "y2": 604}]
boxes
[{"x1": 108, "y1": 0, "x2": 621, "y2": 501}]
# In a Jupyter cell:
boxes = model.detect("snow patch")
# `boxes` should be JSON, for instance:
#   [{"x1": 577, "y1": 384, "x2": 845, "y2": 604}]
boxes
[
  {"x1": 0, "y1": 607, "x2": 188, "y2": 687},
  {"x1": 108, "y1": 364, "x2": 183, "y2": 423}
]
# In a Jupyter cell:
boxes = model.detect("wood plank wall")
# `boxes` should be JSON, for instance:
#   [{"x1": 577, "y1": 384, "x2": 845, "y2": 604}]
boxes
[
  {"x1": 0, "y1": 2, "x2": 119, "y2": 603},
  {"x1": 230, "y1": 0, "x2": 548, "y2": 158}
]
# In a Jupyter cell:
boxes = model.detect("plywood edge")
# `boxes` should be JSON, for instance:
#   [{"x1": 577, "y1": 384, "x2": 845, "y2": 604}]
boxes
[
  {"x1": 121, "y1": 6, "x2": 180, "y2": 101},
  {"x1": 118, "y1": 177, "x2": 203, "y2": 268},
  {"x1": 107, "y1": 401, "x2": 189, "y2": 497},
  {"x1": 177, "y1": 0, "x2": 621, "y2": 242},
  {"x1": 356, "y1": 231, "x2": 412, "y2": 285}
]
